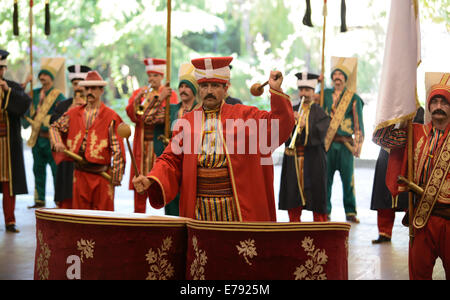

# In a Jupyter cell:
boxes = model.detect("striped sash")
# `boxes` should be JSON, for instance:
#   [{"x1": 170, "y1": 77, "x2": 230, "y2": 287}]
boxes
[{"x1": 195, "y1": 167, "x2": 238, "y2": 221}]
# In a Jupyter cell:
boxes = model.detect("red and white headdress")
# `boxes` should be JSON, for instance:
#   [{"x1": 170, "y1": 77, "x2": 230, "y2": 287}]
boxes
[
  {"x1": 143, "y1": 58, "x2": 166, "y2": 75},
  {"x1": 78, "y1": 71, "x2": 107, "y2": 87},
  {"x1": 426, "y1": 72, "x2": 450, "y2": 107},
  {"x1": 191, "y1": 57, "x2": 233, "y2": 84}
]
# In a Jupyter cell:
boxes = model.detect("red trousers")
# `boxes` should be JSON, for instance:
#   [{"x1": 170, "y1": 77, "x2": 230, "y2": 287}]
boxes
[
  {"x1": 1, "y1": 182, "x2": 15, "y2": 225},
  {"x1": 134, "y1": 190, "x2": 147, "y2": 213},
  {"x1": 288, "y1": 206, "x2": 328, "y2": 222},
  {"x1": 409, "y1": 215, "x2": 450, "y2": 280},
  {"x1": 377, "y1": 209, "x2": 396, "y2": 238},
  {"x1": 72, "y1": 170, "x2": 114, "y2": 211}
]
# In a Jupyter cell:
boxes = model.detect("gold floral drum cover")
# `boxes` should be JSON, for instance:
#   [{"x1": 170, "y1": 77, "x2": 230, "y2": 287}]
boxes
[
  {"x1": 34, "y1": 209, "x2": 188, "y2": 280},
  {"x1": 186, "y1": 220, "x2": 351, "y2": 280}
]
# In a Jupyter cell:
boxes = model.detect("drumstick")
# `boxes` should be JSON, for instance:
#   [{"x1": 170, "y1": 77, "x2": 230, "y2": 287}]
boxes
[
  {"x1": 63, "y1": 149, "x2": 112, "y2": 181},
  {"x1": 117, "y1": 123, "x2": 140, "y2": 176}
]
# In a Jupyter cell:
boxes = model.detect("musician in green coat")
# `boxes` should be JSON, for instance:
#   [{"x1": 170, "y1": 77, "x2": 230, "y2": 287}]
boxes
[
  {"x1": 322, "y1": 57, "x2": 364, "y2": 223},
  {"x1": 22, "y1": 58, "x2": 66, "y2": 208}
]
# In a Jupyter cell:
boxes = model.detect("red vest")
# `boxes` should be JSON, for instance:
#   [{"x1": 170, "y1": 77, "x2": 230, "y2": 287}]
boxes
[{"x1": 66, "y1": 102, "x2": 123, "y2": 165}]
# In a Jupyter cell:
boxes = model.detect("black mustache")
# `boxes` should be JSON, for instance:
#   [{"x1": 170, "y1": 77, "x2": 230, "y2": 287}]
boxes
[
  {"x1": 87, "y1": 94, "x2": 95, "y2": 98},
  {"x1": 205, "y1": 94, "x2": 216, "y2": 100},
  {"x1": 180, "y1": 92, "x2": 189, "y2": 97},
  {"x1": 432, "y1": 109, "x2": 447, "y2": 116}
]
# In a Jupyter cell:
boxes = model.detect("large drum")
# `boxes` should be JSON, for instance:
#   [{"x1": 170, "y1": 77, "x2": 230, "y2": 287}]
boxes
[
  {"x1": 34, "y1": 209, "x2": 188, "y2": 280},
  {"x1": 185, "y1": 220, "x2": 351, "y2": 280}
]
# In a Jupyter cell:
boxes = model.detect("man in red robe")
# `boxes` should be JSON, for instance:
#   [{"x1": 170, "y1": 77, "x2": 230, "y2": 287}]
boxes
[
  {"x1": 50, "y1": 71, "x2": 126, "y2": 211},
  {"x1": 126, "y1": 58, "x2": 177, "y2": 213},
  {"x1": 133, "y1": 56, "x2": 295, "y2": 222},
  {"x1": 373, "y1": 72, "x2": 450, "y2": 280}
]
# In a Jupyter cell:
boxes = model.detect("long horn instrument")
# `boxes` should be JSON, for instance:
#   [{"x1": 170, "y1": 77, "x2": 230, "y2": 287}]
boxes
[
  {"x1": 288, "y1": 96, "x2": 305, "y2": 150},
  {"x1": 250, "y1": 73, "x2": 281, "y2": 97}
]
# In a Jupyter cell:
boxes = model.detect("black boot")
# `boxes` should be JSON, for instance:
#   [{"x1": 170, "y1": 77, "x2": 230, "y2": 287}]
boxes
[
  {"x1": 372, "y1": 235, "x2": 391, "y2": 244},
  {"x1": 28, "y1": 201, "x2": 45, "y2": 209},
  {"x1": 5, "y1": 224, "x2": 20, "y2": 233}
]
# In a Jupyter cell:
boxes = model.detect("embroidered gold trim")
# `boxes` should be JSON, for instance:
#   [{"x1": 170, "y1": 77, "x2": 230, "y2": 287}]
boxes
[
  {"x1": 236, "y1": 239, "x2": 257, "y2": 266},
  {"x1": 36, "y1": 230, "x2": 51, "y2": 280},
  {"x1": 77, "y1": 239, "x2": 95, "y2": 263},
  {"x1": 148, "y1": 175, "x2": 167, "y2": 207},
  {"x1": 67, "y1": 131, "x2": 82, "y2": 153},
  {"x1": 373, "y1": 111, "x2": 418, "y2": 132},
  {"x1": 35, "y1": 210, "x2": 187, "y2": 227},
  {"x1": 190, "y1": 235, "x2": 207, "y2": 280},
  {"x1": 414, "y1": 137, "x2": 425, "y2": 182},
  {"x1": 145, "y1": 236, "x2": 175, "y2": 280},
  {"x1": 89, "y1": 130, "x2": 108, "y2": 160},
  {"x1": 187, "y1": 219, "x2": 351, "y2": 232},
  {"x1": 413, "y1": 133, "x2": 450, "y2": 228},
  {"x1": 294, "y1": 236, "x2": 328, "y2": 280},
  {"x1": 324, "y1": 90, "x2": 354, "y2": 152},
  {"x1": 27, "y1": 88, "x2": 61, "y2": 148}
]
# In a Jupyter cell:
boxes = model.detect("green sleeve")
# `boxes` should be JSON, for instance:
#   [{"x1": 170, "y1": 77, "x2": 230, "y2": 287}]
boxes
[{"x1": 353, "y1": 93, "x2": 365, "y2": 137}]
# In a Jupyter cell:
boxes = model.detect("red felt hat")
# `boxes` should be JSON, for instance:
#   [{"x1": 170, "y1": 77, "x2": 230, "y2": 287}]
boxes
[
  {"x1": 78, "y1": 71, "x2": 107, "y2": 87},
  {"x1": 191, "y1": 56, "x2": 233, "y2": 84},
  {"x1": 144, "y1": 58, "x2": 166, "y2": 75},
  {"x1": 426, "y1": 73, "x2": 450, "y2": 108}
]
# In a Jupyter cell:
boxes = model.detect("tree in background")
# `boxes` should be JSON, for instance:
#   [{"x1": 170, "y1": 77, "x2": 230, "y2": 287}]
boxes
[{"x1": 0, "y1": 0, "x2": 448, "y2": 117}]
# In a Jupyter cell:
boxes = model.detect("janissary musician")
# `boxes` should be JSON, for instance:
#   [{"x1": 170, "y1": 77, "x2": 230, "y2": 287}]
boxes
[
  {"x1": 152, "y1": 62, "x2": 202, "y2": 216},
  {"x1": 0, "y1": 49, "x2": 32, "y2": 233},
  {"x1": 133, "y1": 56, "x2": 295, "y2": 221},
  {"x1": 278, "y1": 71, "x2": 330, "y2": 222},
  {"x1": 373, "y1": 72, "x2": 450, "y2": 280},
  {"x1": 50, "y1": 71, "x2": 126, "y2": 211},
  {"x1": 322, "y1": 56, "x2": 365, "y2": 223},
  {"x1": 125, "y1": 58, "x2": 178, "y2": 213},
  {"x1": 50, "y1": 64, "x2": 91, "y2": 209},
  {"x1": 22, "y1": 57, "x2": 66, "y2": 209}
]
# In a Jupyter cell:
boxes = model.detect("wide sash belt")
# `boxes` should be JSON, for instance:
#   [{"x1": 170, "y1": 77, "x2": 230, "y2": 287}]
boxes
[{"x1": 197, "y1": 167, "x2": 233, "y2": 198}]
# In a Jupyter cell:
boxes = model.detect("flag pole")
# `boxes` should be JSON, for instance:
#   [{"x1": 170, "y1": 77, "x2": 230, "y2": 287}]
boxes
[
  {"x1": 407, "y1": 120, "x2": 414, "y2": 247},
  {"x1": 164, "y1": 0, "x2": 172, "y2": 140},
  {"x1": 28, "y1": 0, "x2": 34, "y2": 98},
  {"x1": 320, "y1": 0, "x2": 327, "y2": 107}
]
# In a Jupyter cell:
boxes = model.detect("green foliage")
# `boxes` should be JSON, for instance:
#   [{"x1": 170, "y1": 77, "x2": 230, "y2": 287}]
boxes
[{"x1": 0, "y1": 0, "x2": 447, "y2": 112}]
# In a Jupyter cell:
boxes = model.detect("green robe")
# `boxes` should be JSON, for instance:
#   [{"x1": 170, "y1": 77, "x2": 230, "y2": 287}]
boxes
[
  {"x1": 22, "y1": 87, "x2": 65, "y2": 205},
  {"x1": 154, "y1": 100, "x2": 199, "y2": 216},
  {"x1": 322, "y1": 87, "x2": 364, "y2": 216}
]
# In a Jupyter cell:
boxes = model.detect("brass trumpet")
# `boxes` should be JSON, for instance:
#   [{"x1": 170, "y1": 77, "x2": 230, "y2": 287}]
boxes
[
  {"x1": 288, "y1": 96, "x2": 305, "y2": 150},
  {"x1": 136, "y1": 84, "x2": 159, "y2": 116}
]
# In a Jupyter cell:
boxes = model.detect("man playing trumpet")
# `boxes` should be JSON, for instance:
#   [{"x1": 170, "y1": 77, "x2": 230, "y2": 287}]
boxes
[
  {"x1": 125, "y1": 58, "x2": 177, "y2": 213},
  {"x1": 132, "y1": 56, "x2": 295, "y2": 222},
  {"x1": 278, "y1": 72, "x2": 330, "y2": 222},
  {"x1": 0, "y1": 49, "x2": 32, "y2": 233},
  {"x1": 50, "y1": 71, "x2": 125, "y2": 211}
]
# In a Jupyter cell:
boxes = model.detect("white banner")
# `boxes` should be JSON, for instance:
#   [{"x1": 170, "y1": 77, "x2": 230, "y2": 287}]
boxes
[{"x1": 374, "y1": 0, "x2": 421, "y2": 130}]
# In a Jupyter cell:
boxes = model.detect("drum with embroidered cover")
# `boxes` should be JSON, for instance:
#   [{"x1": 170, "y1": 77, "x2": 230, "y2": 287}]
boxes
[
  {"x1": 34, "y1": 209, "x2": 188, "y2": 280},
  {"x1": 185, "y1": 220, "x2": 351, "y2": 280}
]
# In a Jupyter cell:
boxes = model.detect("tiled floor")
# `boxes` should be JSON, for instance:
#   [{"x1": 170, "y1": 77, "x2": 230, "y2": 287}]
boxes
[{"x1": 0, "y1": 154, "x2": 446, "y2": 280}]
